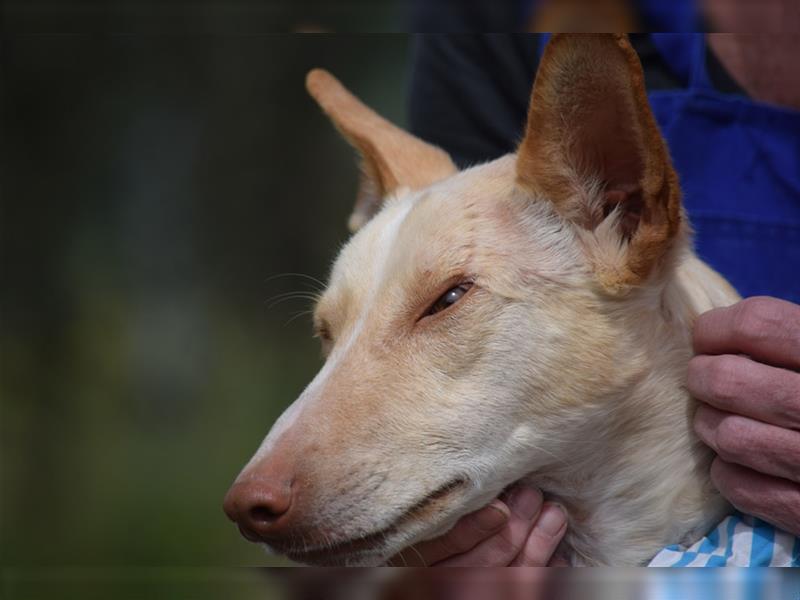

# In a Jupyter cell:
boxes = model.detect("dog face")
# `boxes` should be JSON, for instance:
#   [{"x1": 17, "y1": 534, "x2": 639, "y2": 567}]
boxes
[{"x1": 224, "y1": 34, "x2": 685, "y2": 565}]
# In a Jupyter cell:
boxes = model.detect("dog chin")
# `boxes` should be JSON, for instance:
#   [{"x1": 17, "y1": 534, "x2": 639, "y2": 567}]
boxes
[{"x1": 264, "y1": 519, "x2": 436, "y2": 566}]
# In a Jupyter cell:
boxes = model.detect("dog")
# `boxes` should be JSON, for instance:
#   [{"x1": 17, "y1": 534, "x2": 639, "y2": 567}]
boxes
[{"x1": 223, "y1": 33, "x2": 741, "y2": 566}]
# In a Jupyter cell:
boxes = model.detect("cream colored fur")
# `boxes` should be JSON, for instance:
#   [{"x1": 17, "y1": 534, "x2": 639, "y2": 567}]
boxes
[
  {"x1": 232, "y1": 34, "x2": 743, "y2": 566},
  {"x1": 240, "y1": 154, "x2": 739, "y2": 566}
]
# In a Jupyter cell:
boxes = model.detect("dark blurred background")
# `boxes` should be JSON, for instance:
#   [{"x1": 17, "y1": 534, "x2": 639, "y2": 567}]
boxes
[{"x1": 1, "y1": 17, "x2": 412, "y2": 570}]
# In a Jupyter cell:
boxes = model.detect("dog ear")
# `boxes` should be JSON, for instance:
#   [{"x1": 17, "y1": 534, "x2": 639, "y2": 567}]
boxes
[
  {"x1": 306, "y1": 69, "x2": 457, "y2": 233},
  {"x1": 517, "y1": 34, "x2": 682, "y2": 294}
]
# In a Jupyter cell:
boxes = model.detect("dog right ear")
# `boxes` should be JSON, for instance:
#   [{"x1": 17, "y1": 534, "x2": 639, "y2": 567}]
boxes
[
  {"x1": 306, "y1": 69, "x2": 456, "y2": 233},
  {"x1": 517, "y1": 34, "x2": 683, "y2": 295}
]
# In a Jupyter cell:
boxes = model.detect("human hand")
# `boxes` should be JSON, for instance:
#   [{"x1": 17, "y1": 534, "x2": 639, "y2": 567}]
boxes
[
  {"x1": 689, "y1": 296, "x2": 800, "y2": 535},
  {"x1": 388, "y1": 483, "x2": 568, "y2": 566}
]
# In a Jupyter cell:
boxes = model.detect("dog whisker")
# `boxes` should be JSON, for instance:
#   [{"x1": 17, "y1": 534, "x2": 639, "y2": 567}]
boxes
[
  {"x1": 265, "y1": 290, "x2": 321, "y2": 303},
  {"x1": 284, "y1": 309, "x2": 314, "y2": 327},
  {"x1": 407, "y1": 543, "x2": 426, "y2": 567},
  {"x1": 265, "y1": 271, "x2": 327, "y2": 293},
  {"x1": 265, "y1": 291, "x2": 322, "y2": 310}
]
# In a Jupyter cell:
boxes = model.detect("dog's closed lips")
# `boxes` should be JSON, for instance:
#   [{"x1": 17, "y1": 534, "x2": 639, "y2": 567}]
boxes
[
  {"x1": 224, "y1": 468, "x2": 467, "y2": 564},
  {"x1": 225, "y1": 472, "x2": 468, "y2": 565}
]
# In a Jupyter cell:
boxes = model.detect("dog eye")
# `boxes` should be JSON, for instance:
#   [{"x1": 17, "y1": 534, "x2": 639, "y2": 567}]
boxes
[{"x1": 428, "y1": 283, "x2": 473, "y2": 316}]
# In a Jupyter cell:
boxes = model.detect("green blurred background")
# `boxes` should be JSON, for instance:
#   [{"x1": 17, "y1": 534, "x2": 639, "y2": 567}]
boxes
[{"x1": 1, "y1": 21, "x2": 413, "y2": 572}]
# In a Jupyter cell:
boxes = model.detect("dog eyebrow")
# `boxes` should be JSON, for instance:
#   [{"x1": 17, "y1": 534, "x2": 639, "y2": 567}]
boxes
[
  {"x1": 312, "y1": 286, "x2": 350, "y2": 338},
  {"x1": 312, "y1": 301, "x2": 330, "y2": 329}
]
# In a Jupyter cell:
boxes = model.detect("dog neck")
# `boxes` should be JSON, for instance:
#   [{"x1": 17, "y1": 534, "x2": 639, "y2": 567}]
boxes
[{"x1": 533, "y1": 249, "x2": 739, "y2": 566}]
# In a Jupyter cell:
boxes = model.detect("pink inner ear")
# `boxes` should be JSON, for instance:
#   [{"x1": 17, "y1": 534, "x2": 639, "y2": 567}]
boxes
[{"x1": 602, "y1": 185, "x2": 644, "y2": 241}]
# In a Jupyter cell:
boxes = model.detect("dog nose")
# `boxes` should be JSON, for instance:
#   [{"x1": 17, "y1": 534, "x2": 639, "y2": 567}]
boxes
[{"x1": 223, "y1": 478, "x2": 293, "y2": 540}]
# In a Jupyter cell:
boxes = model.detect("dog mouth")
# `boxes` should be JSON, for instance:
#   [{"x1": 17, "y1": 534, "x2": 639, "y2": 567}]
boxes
[{"x1": 279, "y1": 477, "x2": 468, "y2": 566}]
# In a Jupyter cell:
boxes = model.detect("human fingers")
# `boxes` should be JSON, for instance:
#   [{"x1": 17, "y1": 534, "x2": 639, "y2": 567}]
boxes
[
  {"x1": 694, "y1": 404, "x2": 800, "y2": 483},
  {"x1": 510, "y1": 502, "x2": 568, "y2": 566},
  {"x1": 435, "y1": 485, "x2": 544, "y2": 567},
  {"x1": 693, "y1": 297, "x2": 800, "y2": 371},
  {"x1": 387, "y1": 500, "x2": 510, "y2": 566},
  {"x1": 710, "y1": 457, "x2": 800, "y2": 536},
  {"x1": 688, "y1": 354, "x2": 800, "y2": 430}
]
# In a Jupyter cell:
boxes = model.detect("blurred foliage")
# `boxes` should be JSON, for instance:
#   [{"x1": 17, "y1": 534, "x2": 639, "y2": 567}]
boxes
[{"x1": 1, "y1": 34, "x2": 411, "y2": 567}]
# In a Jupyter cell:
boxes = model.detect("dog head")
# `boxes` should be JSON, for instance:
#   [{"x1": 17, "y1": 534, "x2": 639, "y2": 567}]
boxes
[{"x1": 224, "y1": 34, "x2": 685, "y2": 565}]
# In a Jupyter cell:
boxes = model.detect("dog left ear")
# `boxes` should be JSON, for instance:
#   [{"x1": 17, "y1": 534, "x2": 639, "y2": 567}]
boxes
[
  {"x1": 306, "y1": 69, "x2": 457, "y2": 233},
  {"x1": 517, "y1": 34, "x2": 682, "y2": 294}
]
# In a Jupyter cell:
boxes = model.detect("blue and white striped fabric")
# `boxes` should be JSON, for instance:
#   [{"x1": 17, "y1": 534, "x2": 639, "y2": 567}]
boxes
[{"x1": 649, "y1": 513, "x2": 800, "y2": 567}]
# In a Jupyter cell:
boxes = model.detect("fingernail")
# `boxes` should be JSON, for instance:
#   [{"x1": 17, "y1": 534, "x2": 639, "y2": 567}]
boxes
[
  {"x1": 537, "y1": 503, "x2": 566, "y2": 536},
  {"x1": 473, "y1": 500, "x2": 509, "y2": 531},
  {"x1": 507, "y1": 486, "x2": 543, "y2": 520}
]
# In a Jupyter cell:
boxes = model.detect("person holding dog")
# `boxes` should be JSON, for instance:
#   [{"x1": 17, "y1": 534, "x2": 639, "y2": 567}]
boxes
[{"x1": 399, "y1": 7, "x2": 800, "y2": 567}]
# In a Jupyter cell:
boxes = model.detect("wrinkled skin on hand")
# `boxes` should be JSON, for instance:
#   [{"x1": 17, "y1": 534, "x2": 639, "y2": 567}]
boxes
[{"x1": 690, "y1": 296, "x2": 800, "y2": 536}]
